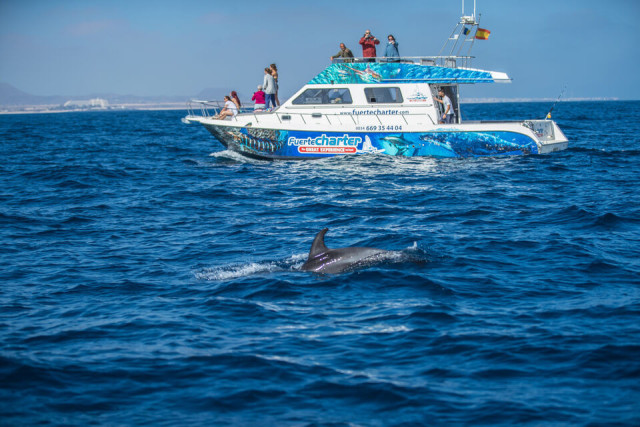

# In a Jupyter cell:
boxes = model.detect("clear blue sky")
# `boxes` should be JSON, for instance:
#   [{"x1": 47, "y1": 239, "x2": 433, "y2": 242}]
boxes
[{"x1": 1, "y1": 0, "x2": 638, "y2": 100}]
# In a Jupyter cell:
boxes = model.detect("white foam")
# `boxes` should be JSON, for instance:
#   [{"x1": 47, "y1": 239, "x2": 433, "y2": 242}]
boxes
[
  {"x1": 303, "y1": 324, "x2": 412, "y2": 340},
  {"x1": 208, "y1": 150, "x2": 266, "y2": 164},
  {"x1": 195, "y1": 253, "x2": 307, "y2": 281},
  {"x1": 330, "y1": 324, "x2": 412, "y2": 336},
  {"x1": 195, "y1": 261, "x2": 280, "y2": 281}
]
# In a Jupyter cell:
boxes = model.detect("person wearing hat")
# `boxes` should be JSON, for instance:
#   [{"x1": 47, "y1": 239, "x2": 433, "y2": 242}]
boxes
[
  {"x1": 252, "y1": 85, "x2": 266, "y2": 111},
  {"x1": 435, "y1": 88, "x2": 455, "y2": 124}
]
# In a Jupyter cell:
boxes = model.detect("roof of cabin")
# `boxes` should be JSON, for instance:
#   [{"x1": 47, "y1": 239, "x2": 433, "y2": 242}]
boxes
[{"x1": 308, "y1": 62, "x2": 510, "y2": 85}]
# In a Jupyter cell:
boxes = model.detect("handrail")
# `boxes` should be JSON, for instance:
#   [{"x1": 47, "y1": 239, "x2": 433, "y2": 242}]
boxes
[
  {"x1": 186, "y1": 100, "x2": 548, "y2": 129},
  {"x1": 186, "y1": 99, "x2": 258, "y2": 118},
  {"x1": 186, "y1": 99, "x2": 433, "y2": 124},
  {"x1": 331, "y1": 55, "x2": 475, "y2": 68}
]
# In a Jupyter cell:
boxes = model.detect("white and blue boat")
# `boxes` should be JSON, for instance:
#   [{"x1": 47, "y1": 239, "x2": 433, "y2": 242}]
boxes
[{"x1": 183, "y1": 10, "x2": 568, "y2": 160}]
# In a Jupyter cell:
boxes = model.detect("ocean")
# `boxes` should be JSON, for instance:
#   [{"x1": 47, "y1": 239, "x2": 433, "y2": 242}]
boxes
[{"x1": 1, "y1": 101, "x2": 639, "y2": 426}]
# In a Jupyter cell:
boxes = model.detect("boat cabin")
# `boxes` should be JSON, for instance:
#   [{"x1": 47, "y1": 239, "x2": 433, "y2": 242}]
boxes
[{"x1": 285, "y1": 81, "x2": 461, "y2": 126}]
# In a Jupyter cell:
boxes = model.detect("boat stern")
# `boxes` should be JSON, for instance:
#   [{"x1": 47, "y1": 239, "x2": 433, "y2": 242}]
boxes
[{"x1": 524, "y1": 119, "x2": 569, "y2": 154}]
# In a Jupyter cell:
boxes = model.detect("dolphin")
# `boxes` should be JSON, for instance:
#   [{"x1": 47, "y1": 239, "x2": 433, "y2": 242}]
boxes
[{"x1": 301, "y1": 228, "x2": 391, "y2": 274}]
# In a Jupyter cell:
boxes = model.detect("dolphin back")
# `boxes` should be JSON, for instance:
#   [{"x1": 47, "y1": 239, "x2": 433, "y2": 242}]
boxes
[
  {"x1": 302, "y1": 228, "x2": 392, "y2": 274},
  {"x1": 308, "y1": 228, "x2": 329, "y2": 258}
]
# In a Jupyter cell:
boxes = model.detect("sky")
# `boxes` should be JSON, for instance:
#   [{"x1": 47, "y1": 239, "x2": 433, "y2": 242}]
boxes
[{"x1": 1, "y1": 0, "x2": 639, "y2": 101}]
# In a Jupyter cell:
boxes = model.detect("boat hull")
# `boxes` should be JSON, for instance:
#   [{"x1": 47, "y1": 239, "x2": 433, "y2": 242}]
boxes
[{"x1": 203, "y1": 122, "x2": 543, "y2": 160}]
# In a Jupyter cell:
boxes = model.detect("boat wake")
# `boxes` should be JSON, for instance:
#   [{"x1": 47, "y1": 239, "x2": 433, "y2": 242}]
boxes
[
  {"x1": 195, "y1": 243, "x2": 430, "y2": 281},
  {"x1": 208, "y1": 149, "x2": 267, "y2": 163},
  {"x1": 195, "y1": 254, "x2": 306, "y2": 281}
]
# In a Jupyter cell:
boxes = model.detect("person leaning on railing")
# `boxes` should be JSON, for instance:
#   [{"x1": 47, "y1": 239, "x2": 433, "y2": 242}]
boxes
[{"x1": 330, "y1": 43, "x2": 354, "y2": 63}]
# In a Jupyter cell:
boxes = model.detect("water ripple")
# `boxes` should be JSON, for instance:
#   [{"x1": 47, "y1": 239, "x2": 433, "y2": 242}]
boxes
[{"x1": 1, "y1": 105, "x2": 639, "y2": 425}]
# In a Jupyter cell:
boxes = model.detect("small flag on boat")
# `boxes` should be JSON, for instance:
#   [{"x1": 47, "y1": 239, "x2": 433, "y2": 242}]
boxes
[
  {"x1": 463, "y1": 27, "x2": 470, "y2": 36},
  {"x1": 475, "y1": 28, "x2": 491, "y2": 40}
]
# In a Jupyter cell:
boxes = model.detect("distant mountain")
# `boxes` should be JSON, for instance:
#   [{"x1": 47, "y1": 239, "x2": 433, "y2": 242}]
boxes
[
  {"x1": 84, "y1": 93, "x2": 189, "y2": 104},
  {"x1": 195, "y1": 87, "x2": 236, "y2": 101},
  {"x1": 0, "y1": 82, "x2": 199, "y2": 107},
  {"x1": 0, "y1": 82, "x2": 65, "y2": 106}
]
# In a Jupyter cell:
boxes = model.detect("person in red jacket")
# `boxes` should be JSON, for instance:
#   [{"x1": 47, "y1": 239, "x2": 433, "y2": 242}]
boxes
[{"x1": 359, "y1": 30, "x2": 380, "y2": 62}]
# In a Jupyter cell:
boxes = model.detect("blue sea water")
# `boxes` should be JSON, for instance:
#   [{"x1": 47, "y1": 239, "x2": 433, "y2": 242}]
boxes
[{"x1": 1, "y1": 101, "x2": 639, "y2": 426}]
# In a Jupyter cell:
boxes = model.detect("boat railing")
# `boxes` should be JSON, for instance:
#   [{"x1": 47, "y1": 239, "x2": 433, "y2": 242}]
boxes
[
  {"x1": 186, "y1": 99, "x2": 222, "y2": 118},
  {"x1": 185, "y1": 101, "x2": 561, "y2": 139},
  {"x1": 331, "y1": 55, "x2": 474, "y2": 68},
  {"x1": 187, "y1": 104, "x2": 438, "y2": 126},
  {"x1": 186, "y1": 99, "x2": 257, "y2": 118}
]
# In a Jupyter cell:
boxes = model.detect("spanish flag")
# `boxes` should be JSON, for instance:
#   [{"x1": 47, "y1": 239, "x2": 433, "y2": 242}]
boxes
[{"x1": 475, "y1": 28, "x2": 491, "y2": 40}]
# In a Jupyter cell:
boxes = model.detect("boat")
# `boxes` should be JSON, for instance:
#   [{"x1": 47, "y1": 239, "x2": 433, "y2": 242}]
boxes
[{"x1": 183, "y1": 7, "x2": 568, "y2": 161}]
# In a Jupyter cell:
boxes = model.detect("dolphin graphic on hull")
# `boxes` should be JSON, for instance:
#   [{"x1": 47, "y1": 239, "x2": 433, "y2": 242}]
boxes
[{"x1": 301, "y1": 228, "x2": 391, "y2": 274}]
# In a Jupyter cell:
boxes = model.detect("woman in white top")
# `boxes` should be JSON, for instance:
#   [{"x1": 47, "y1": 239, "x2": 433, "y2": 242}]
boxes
[{"x1": 216, "y1": 95, "x2": 238, "y2": 120}]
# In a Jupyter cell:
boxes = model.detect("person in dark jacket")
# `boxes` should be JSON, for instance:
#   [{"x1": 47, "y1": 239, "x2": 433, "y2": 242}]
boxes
[
  {"x1": 359, "y1": 30, "x2": 380, "y2": 62},
  {"x1": 330, "y1": 43, "x2": 354, "y2": 63},
  {"x1": 384, "y1": 35, "x2": 400, "y2": 62}
]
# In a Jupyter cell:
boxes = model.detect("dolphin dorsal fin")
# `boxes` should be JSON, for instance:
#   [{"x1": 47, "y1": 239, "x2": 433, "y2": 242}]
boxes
[{"x1": 308, "y1": 228, "x2": 329, "y2": 258}]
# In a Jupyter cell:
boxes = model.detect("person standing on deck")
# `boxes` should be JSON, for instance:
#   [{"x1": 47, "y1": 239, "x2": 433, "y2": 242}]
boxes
[
  {"x1": 263, "y1": 68, "x2": 277, "y2": 109},
  {"x1": 330, "y1": 43, "x2": 354, "y2": 63},
  {"x1": 359, "y1": 30, "x2": 379, "y2": 62},
  {"x1": 270, "y1": 64, "x2": 280, "y2": 106},
  {"x1": 384, "y1": 35, "x2": 400, "y2": 62},
  {"x1": 435, "y1": 88, "x2": 455, "y2": 124}
]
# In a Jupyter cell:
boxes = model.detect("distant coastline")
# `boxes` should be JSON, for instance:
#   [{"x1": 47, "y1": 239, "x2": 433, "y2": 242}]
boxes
[
  {"x1": 461, "y1": 97, "x2": 621, "y2": 104},
  {"x1": 0, "y1": 82, "x2": 228, "y2": 115},
  {"x1": 0, "y1": 103, "x2": 189, "y2": 115}
]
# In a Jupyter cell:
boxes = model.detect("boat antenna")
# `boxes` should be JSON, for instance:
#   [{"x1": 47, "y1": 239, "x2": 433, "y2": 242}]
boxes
[
  {"x1": 439, "y1": 0, "x2": 479, "y2": 66},
  {"x1": 462, "y1": 0, "x2": 477, "y2": 19},
  {"x1": 544, "y1": 85, "x2": 567, "y2": 120}
]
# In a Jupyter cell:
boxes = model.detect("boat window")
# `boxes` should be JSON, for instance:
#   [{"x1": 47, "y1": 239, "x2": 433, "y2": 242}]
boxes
[
  {"x1": 292, "y1": 88, "x2": 353, "y2": 105},
  {"x1": 364, "y1": 87, "x2": 404, "y2": 104}
]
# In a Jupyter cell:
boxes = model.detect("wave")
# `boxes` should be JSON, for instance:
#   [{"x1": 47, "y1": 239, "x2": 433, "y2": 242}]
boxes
[
  {"x1": 568, "y1": 146, "x2": 640, "y2": 156},
  {"x1": 2, "y1": 106, "x2": 640, "y2": 426},
  {"x1": 533, "y1": 205, "x2": 638, "y2": 230}
]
